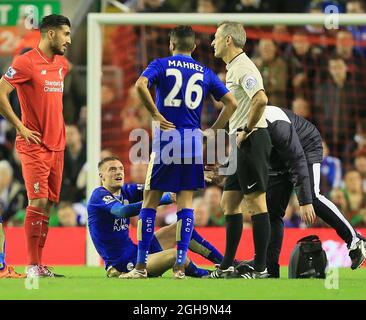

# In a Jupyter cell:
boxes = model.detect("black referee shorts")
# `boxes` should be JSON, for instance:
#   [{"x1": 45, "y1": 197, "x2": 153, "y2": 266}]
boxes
[{"x1": 224, "y1": 128, "x2": 271, "y2": 194}]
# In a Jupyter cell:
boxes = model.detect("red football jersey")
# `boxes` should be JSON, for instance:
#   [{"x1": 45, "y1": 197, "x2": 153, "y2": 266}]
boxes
[{"x1": 2, "y1": 48, "x2": 69, "y2": 151}]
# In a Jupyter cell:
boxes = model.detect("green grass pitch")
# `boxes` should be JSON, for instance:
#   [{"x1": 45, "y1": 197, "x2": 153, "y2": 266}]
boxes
[{"x1": 2, "y1": 266, "x2": 366, "y2": 300}]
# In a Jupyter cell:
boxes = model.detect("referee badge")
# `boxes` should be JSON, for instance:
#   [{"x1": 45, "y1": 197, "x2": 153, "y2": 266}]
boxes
[{"x1": 244, "y1": 76, "x2": 257, "y2": 90}]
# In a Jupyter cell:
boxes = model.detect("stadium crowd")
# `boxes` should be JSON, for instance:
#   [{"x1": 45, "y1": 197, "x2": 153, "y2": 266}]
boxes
[{"x1": 0, "y1": 0, "x2": 366, "y2": 230}]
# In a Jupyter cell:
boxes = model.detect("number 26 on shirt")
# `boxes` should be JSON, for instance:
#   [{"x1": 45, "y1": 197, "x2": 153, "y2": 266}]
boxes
[{"x1": 164, "y1": 68, "x2": 203, "y2": 110}]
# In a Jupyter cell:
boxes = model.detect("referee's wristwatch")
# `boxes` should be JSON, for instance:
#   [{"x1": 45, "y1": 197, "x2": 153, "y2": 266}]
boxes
[{"x1": 243, "y1": 125, "x2": 252, "y2": 134}]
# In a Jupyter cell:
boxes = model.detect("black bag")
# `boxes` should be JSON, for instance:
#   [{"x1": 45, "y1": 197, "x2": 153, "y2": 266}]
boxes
[{"x1": 288, "y1": 235, "x2": 328, "y2": 279}]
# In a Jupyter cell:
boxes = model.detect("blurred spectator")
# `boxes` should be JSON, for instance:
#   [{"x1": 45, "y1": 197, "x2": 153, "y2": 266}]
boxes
[
  {"x1": 306, "y1": 1, "x2": 341, "y2": 53},
  {"x1": 157, "y1": 200, "x2": 178, "y2": 226},
  {"x1": 129, "y1": 163, "x2": 148, "y2": 184},
  {"x1": 0, "y1": 160, "x2": 27, "y2": 223},
  {"x1": 346, "y1": 0, "x2": 366, "y2": 12},
  {"x1": 285, "y1": 30, "x2": 321, "y2": 102},
  {"x1": 291, "y1": 97, "x2": 314, "y2": 122},
  {"x1": 61, "y1": 125, "x2": 86, "y2": 202},
  {"x1": 253, "y1": 39, "x2": 288, "y2": 106},
  {"x1": 121, "y1": 106, "x2": 144, "y2": 131},
  {"x1": 224, "y1": 0, "x2": 267, "y2": 13},
  {"x1": 121, "y1": 86, "x2": 151, "y2": 130},
  {"x1": 320, "y1": 139, "x2": 343, "y2": 195},
  {"x1": 63, "y1": 64, "x2": 86, "y2": 124},
  {"x1": 136, "y1": 0, "x2": 178, "y2": 12},
  {"x1": 193, "y1": 196, "x2": 209, "y2": 226},
  {"x1": 179, "y1": 0, "x2": 224, "y2": 12},
  {"x1": 101, "y1": 85, "x2": 116, "y2": 105},
  {"x1": 77, "y1": 105, "x2": 87, "y2": 141},
  {"x1": 341, "y1": 169, "x2": 366, "y2": 227},
  {"x1": 203, "y1": 185, "x2": 225, "y2": 226},
  {"x1": 354, "y1": 148, "x2": 366, "y2": 191},
  {"x1": 334, "y1": 30, "x2": 365, "y2": 79},
  {"x1": 305, "y1": 1, "x2": 328, "y2": 35},
  {"x1": 272, "y1": 25, "x2": 291, "y2": 52},
  {"x1": 57, "y1": 201, "x2": 86, "y2": 227},
  {"x1": 8, "y1": 148, "x2": 23, "y2": 184},
  {"x1": 345, "y1": 120, "x2": 366, "y2": 157},
  {"x1": 223, "y1": 0, "x2": 310, "y2": 13},
  {"x1": 0, "y1": 117, "x2": 13, "y2": 161},
  {"x1": 282, "y1": 0, "x2": 313, "y2": 13},
  {"x1": 314, "y1": 56, "x2": 366, "y2": 161},
  {"x1": 346, "y1": 0, "x2": 366, "y2": 57},
  {"x1": 196, "y1": 0, "x2": 224, "y2": 13},
  {"x1": 330, "y1": 188, "x2": 348, "y2": 214}
]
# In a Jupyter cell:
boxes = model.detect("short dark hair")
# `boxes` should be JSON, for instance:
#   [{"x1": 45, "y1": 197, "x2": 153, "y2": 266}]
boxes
[
  {"x1": 169, "y1": 26, "x2": 195, "y2": 52},
  {"x1": 39, "y1": 14, "x2": 71, "y2": 34},
  {"x1": 98, "y1": 156, "x2": 122, "y2": 170}
]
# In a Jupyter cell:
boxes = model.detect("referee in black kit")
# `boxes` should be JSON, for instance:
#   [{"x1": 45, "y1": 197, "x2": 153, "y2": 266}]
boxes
[{"x1": 239, "y1": 105, "x2": 366, "y2": 278}]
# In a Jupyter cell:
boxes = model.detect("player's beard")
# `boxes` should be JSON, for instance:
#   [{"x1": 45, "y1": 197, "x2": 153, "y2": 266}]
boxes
[{"x1": 51, "y1": 42, "x2": 66, "y2": 56}]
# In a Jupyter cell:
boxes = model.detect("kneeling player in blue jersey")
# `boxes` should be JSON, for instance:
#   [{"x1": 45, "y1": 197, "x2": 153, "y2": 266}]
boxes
[{"x1": 87, "y1": 156, "x2": 224, "y2": 278}]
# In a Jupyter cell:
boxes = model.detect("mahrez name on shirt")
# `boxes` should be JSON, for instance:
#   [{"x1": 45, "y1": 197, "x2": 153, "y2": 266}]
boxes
[{"x1": 168, "y1": 60, "x2": 204, "y2": 73}]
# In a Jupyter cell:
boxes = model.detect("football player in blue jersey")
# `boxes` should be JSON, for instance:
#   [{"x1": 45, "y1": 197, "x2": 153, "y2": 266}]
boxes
[
  {"x1": 87, "y1": 156, "x2": 224, "y2": 278},
  {"x1": 120, "y1": 25, "x2": 237, "y2": 279}
]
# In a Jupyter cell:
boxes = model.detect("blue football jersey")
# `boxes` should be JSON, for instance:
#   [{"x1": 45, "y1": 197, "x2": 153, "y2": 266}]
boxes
[
  {"x1": 142, "y1": 54, "x2": 228, "y2": 129},
  {"x1": 87, "y1": 184, "x2": 144, "y2": 267},
  {"x1": 142, "y1": 54, "x2": 229, "y2": 159}
]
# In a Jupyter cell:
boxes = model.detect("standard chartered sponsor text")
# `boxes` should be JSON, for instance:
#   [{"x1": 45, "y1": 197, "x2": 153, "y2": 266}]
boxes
[{"x1": 44, "y1": 80, "x2": 63, "y2": 92}]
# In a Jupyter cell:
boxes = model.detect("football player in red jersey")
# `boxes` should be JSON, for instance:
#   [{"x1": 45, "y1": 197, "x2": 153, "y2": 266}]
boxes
[{"x1": 0, "y1": 14, "x2": 71, "y2": 278}]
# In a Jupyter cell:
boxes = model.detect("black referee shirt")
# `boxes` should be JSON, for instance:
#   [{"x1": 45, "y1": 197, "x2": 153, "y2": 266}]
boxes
[{"x1": 265, "y1": 106, "x2": 323, "y2": 205}]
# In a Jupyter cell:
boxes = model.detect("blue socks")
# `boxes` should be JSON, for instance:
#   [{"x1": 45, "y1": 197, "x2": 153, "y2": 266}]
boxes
[
  {"x1": 176, "y1": 208, "x2": 194, "y2": 266},
  {"x1": 137, "y1": 208, "x2": 157, "y2": 265},
  {"x1": 190, "y1": 229, "x2": 224, "y2": 264},
  {"x1": 0, "y1": 253, "x2": 5, "y2": 270},
  {"x1": 0, "y1": 223, "x2": 5, "y2": 270},
  {"x1": 185, "y1": 261, "x2": 209, "y2": 277}
]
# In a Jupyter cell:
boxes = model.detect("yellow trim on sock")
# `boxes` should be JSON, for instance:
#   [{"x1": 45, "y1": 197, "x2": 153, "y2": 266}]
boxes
[
  {"x1": 189, "y1": 239, "x2": 211, "y2": 257},
  {"x1": 145, "y1": 152, "x2": 156, "y2": 190},
  {"x1": 176, "y1": 219, "x2": 182, "y2": 242},
  {"x1": 137, "y1": 219, "x2": 142, "y2": 241}
]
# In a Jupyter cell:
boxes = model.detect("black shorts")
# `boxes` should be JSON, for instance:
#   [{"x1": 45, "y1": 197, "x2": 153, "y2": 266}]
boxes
[{"x1": 224, "y1": 128, "x2": 271, "y2": 194}]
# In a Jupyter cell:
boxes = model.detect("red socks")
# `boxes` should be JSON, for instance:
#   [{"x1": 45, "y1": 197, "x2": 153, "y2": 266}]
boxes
[
  {"x1": 38, "y1": 215, "x2": 50, "y2": 265},
  {"x1": 24, "y1": 206, "x2": 49, "y2": 266}
]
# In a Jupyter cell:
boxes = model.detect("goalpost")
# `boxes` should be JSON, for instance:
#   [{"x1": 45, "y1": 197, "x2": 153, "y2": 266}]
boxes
[{"x1": 86, "y1": 12, "x2": 366, "y2": 266}]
